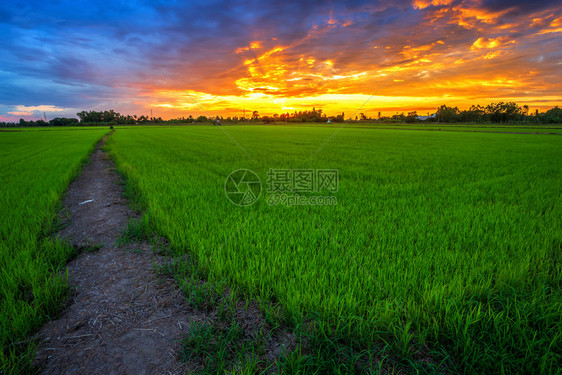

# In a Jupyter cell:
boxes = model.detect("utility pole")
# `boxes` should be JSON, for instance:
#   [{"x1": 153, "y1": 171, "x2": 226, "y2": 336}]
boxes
[{"x1": 150, "y1": 109, "x2": 153, "y2": 119}]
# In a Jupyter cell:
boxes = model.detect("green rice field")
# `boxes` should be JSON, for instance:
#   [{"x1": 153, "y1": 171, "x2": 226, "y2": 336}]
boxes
[
  {"x1": 0, "y1": 128, "x2": 107, "y2": 373},
  {"x1": 252, "y1": 122, "x2": 562, "y2": 133},
  {"x1": 105, "y1": 126, "x2": 562, "y2": 373},
  {"x1": 1, "y1": 125, "x2": 561, "y2": 373}
]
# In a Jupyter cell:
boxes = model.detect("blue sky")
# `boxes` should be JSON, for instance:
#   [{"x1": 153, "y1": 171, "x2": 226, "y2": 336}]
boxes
[{"x1": 1, "y1": 0, "x2": 561, "y2": 121}]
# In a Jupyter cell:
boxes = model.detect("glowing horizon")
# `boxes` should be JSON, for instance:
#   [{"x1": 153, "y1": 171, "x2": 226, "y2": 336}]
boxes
[{"x1": 1, "y1": 0, "x2": 561, "y2": 122}]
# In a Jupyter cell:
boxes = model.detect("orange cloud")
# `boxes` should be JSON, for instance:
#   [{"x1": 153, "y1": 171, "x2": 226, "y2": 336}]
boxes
[
  {"x1": 533, "y1": 16, "x2": 562, "y2": 34},
  {"x1": 482, "y1": 50, "x2": 506, "y2": 59},
  {"x1": 402, "y1": 42, "x2": 438, "y2": 59},
  {"x1": 413, "y1": 0, "x2": 453, "y2": 10},
  {"x1": 444, "y1": 5, "x2": 513, "y2": 29},
  {"x1": 534, "y1": 27, "x2": 562, "y2": 35},
  {"x1": 471, "y1": 36, "x2": 511, "y2": 49},
  {"x1": 136, "y1": 2, "x2": 562, "y2": 119},
  {"x1": 2, "y1": 0, "x2": 560, "y2": 123},
  {"x1": 530, "y1": 17, "x2": 549, "y2": 28}
]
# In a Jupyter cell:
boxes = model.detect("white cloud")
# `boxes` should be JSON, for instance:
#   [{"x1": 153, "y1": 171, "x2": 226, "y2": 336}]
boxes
[{"x1": 15, "y1": 105, "x2": 66, "y2": 112}]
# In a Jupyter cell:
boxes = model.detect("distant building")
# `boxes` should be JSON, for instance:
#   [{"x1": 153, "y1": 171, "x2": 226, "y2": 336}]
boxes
[{"x1": 417, "y1": 113, "x2": 436, "y2": 121}]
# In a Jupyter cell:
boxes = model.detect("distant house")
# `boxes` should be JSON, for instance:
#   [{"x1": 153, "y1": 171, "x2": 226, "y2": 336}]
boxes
[{"x1": 417, "y1": 113, "x2": 436, "y2": 121}]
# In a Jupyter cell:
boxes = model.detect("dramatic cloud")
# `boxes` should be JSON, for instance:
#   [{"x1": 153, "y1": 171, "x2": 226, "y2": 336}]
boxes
[{"x1": 0, "y1": 0, "x2": 560, "y2": 121}]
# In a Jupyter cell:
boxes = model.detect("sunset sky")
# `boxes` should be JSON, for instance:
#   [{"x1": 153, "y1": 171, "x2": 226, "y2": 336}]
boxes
[{"x1": 1, "y1": 0, "x2": 561, "y2": 121}]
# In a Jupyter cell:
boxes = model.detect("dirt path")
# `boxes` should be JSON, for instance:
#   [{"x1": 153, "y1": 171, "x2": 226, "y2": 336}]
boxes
[{"x1": 34, "y1": 135, "x2": 200, "y2": 374}]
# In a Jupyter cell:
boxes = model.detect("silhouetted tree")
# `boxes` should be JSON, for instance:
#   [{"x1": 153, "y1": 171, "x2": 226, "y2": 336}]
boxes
[
  {"x1": 436, "y1": 105, "x2": 459, "y2": 122},
  {"x1": 485, "y1": 102, "x2": 524, "y2": 123},
  {"x1": 50, "y1": 117, "x2": 79, "y2": 126},
  {"x1": 539, "y1": 106, "x2": 562, "y2": 123},
  {"x1": 458, "y1": 105, "x2": 485, "y2": 122},
  {"x1": 405, "y1": 111, "x2": 418, "y2": 123}
]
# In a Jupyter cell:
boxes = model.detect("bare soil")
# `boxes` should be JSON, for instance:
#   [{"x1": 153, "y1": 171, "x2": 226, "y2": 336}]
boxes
[{"x1": 33, "y1": 136, "x2": 202, "y2": 374}]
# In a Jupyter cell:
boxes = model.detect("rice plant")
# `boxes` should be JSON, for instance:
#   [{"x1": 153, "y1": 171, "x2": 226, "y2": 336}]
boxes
[
  {"x1": 105, "y1": 125, "x2": 560, "y2": 373},
  {"x1": 0, "y1": 128, "x2": 107, "y2": 373}
]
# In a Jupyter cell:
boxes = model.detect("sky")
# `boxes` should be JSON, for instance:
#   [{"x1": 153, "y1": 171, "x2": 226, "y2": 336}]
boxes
[{"x1": 1, "y1": 0, "x2": 561, "y2": 121}]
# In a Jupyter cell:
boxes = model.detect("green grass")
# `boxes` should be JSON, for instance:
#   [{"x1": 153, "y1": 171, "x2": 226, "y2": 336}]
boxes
[
  {"x1": 181, "y1": 319, "x2": 273, "y2": 374},
  {"x1": 249, "y1": 122, "x2": 562, "y2": 133},
  {"x1": 116, "y1": 217, "x2": 150, "y2": 246},
  {"x1": 0, "y1": 128, "x2": 108, "y2": 373},
  {"x1": 106, "y1": 125, "x2": 560, "y2": 373},
  {"x1": 356, "y1": 123, "x2": 562, "y2": 133}
]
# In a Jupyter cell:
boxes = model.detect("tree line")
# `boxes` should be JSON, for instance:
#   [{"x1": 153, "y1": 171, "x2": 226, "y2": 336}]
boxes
[
  {"x1": 432, "y1": 103, "x2": 562, "y2": 124},
  {"x1": 2, "y1": 102, "x2": 561, "y2": 127}
]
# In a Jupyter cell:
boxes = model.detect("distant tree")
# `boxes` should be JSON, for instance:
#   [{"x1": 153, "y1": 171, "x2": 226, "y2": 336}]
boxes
[
  {"x1": 458, "y1": 105, "x2": 485, "y2": 122},
  {"x1": 539, "y1": 106, "x2": 562, "y2": 123},
  {"x1": 103, "y1": 109, "x2": 118, "y2": 122},
  {"x1": 485, "y1": 102, "x2": 524, "y2": 123},
  {"x1": 8, "y1": 101, "x2": 559, "y2": 128},
  {"x1": 77, "y1": 110, "x2": 121, "y2": 123},
  {"x1": 137, "y1": 115, "x2": 149, "y2": 123},
  {"x1": 436, "y1": 105, "x2": 459, "y2": 122},
  {"x1": 395, "y1": 113, "x2": 406, "y2": 122},
  {"x1": 405, "y1": 111, "x2": 418, "y2": 123},
  {"x1": 50, "y1": 117, "x2": 79, "y2": 126}
]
